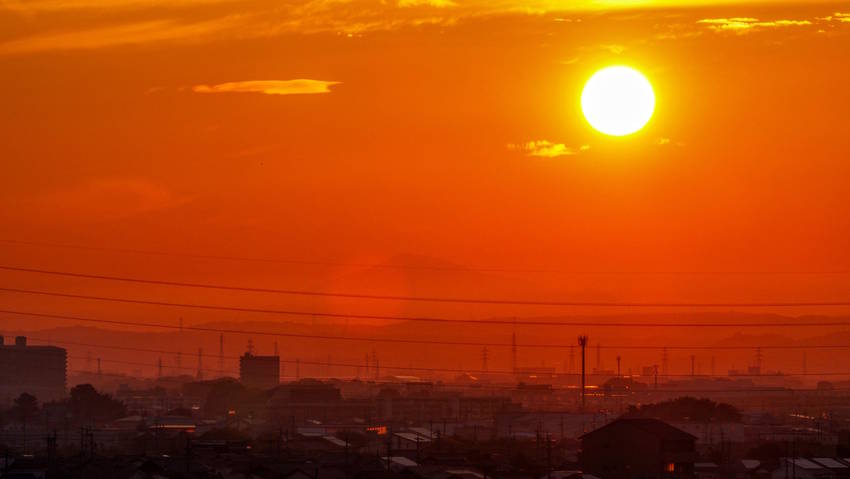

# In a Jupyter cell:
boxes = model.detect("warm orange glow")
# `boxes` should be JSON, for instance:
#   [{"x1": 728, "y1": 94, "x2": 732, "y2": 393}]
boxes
[{"x1": 0, "y1": 0, "x2": 849, "y2": 381}]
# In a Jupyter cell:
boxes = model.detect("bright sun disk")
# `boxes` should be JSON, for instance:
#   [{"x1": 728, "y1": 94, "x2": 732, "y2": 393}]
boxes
[{"x1": 581, "y1": 66, "x2": 655, "y2": 136}]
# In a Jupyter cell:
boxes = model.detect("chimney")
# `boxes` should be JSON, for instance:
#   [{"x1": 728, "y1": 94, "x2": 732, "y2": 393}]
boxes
[
  {"x1": 0, "y1": 336, "x2": 4, "y2": 346},
  {"x1": 15, "y1": 336, "x2": 27, "y2": 347}
]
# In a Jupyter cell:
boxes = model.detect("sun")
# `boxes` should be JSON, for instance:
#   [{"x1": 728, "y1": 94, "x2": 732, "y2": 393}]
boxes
[{"x1": 581, "y1": 66, "x2": 655, "y2": 137}]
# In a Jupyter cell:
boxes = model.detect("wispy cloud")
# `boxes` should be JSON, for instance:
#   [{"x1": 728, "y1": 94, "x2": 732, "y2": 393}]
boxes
[
  {"x1": 0, "y1": 0, "x2": 234, "y2": 12},
  {"x1": 192, "y1": 79, "x2": 340, "y2": 96},
  {"x1": 398, "y1": 0, "x2": 456, "y2": 7},
  {"x1": 697, "y1": 17, "x2": 812, "y2": 33},
  {"x1": 508, "y1": 140, "x2": 586, "y2": 158},
  {"x1": 0, "y1": 17, "x2": 244, "y2": 55}
]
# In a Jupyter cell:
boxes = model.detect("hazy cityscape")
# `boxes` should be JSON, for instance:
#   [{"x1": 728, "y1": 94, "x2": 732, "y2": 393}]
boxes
[{"x1": 4, "y1": 309, "x2": 850, "y2": 478}]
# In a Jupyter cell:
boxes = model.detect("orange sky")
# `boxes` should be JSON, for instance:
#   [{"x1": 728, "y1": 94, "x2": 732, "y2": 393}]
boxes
[{"x1": 2, "y1": 0, "x2": 850, "y2": 347}]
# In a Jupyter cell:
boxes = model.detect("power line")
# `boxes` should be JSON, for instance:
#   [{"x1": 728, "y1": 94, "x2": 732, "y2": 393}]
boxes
[
  {"x1": 19, "y1": 341, "x2": 850, "y2": 380},
  {"x1": 4, "y1": 287, "x2": 850, "y2": 328},
  {"x1": 7, "y1": 308, "x2": 850, "y2": 357},
  {"x1": 21, "y1": 333, "x2": 850, "y2": 360},
  {"x1": 6, "y1": 238, "x2": 848, "y2": 276},
  {"x1": 3, "y1": 264, "x2": 850, "y2": 307}
]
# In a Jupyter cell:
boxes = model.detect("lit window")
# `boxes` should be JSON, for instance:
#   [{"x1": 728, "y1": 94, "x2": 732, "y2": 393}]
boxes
[{"x1": 666, "y1": 463, "x2": 675, "y2": 473}]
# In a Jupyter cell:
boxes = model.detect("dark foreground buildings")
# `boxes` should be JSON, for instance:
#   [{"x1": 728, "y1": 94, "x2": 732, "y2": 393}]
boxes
[
  {"x1": 580, "y1": 418, "x2": 697, "y2": 479},
  {"x1": 0, "y1": 335, "x2": 67, "y2": 405}
]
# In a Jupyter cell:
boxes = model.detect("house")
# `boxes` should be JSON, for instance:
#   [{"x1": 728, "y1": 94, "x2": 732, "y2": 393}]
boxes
[
  {"x1": 580, "y1": 418, "x2": 697, "y2": 479},
  {"x1": 772, "y1": 458, "x2": 833, "y2": 479}
]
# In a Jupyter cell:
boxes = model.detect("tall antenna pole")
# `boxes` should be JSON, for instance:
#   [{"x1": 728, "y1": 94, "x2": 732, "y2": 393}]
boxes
[
  {"x1": 219, "y1": 334, "x2": 225, "y2": 377},
  {"x1": 196, "y1": 348, "x2": 203, "y2": 380},
  {"x1": 616, "y1": 355, "x2": 621, "y2": 378},
  {"x1": 511, "y1": 331, "x2": 518, "y2": 375},
  {"x1": 578, "y1": 335, "x2": 588, "y2": 410}
]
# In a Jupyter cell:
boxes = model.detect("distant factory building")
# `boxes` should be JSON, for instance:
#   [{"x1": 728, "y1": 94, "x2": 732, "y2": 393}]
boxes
[
  {"x1": 0, "y1": 336, "x2": 67, "y2": 405},
  {"x1": 239, "y1": 353, "x2": 280, "y2": 390}
]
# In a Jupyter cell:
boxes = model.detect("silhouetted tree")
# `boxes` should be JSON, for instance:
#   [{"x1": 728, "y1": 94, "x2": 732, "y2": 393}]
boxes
[
  {"x1": 67, "y1": 384, "x2": 127, "y2": 423},
  {"x1": 624, "y1": 396, "x2": 742, "y2": 422},
  {"x1": 10, "y1": 392, "x2": 39, "y2": 424},
  {"x1": 8, "y1": 393, "x2": 39, "y2": 449}
]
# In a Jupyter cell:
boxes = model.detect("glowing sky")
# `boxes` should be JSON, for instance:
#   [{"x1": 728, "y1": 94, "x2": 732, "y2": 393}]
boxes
[{"x1": 1, "y1": 0, "x2": 850, "y2": 323}]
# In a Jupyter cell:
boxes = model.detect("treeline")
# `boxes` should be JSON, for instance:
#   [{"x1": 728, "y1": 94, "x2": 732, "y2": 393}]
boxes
[
  {"x1": 1, "y1": 384, "x2": 127, "y2": 428},
  {"x1": 623, "y1": 396, "x2": 742, "y2": 423}
]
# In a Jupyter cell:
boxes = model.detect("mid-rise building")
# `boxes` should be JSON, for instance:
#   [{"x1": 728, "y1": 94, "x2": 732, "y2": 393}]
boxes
[
  {"x1": 239, "y1": 353, "x2": 279, "y2": 390},
  {"x1": 0, "y1": 336, "x2": 67, "y2": 405}
]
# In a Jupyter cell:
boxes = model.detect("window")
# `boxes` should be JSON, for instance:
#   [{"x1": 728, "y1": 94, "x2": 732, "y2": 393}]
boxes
[{"x1": 665, "y1": 463, "x2": 676, "y2": 473}]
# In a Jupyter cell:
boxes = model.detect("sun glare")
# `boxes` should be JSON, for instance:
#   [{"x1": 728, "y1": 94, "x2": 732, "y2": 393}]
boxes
[{"x1": 581, "y1": 66, "x2": 655, "y2": 137}]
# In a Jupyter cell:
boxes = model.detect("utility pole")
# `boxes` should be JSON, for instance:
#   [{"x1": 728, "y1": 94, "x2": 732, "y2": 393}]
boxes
[
  {"x1": 196, "y1": 348, "x2": 203, "y2": 380},
  {"x1": 219, "y1": 334, "x2": 225, "y2": 377},
  {"x1": 511, "y1": 330, "x2": 518, "y2": 374},
  {"x1": 97, "y1": 357, "x2": 102, "y2": 376},
  {"x1": 691, "y1": 355, "x2": 696, "y2": 377},
  {"x1": 616, "y1": 355, "x2": 621, "y2": 377},
  {"x1": 578, "y1": 336, "x2": 588, "y2": 410},
  {"x1": 662, "y1": 347, "x2": 669, "y2": 378}
]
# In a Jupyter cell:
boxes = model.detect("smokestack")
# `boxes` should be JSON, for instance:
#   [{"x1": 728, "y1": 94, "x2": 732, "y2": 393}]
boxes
[
  {"x1": 15, "y1": 336, "x2": 26, "y2": 347},
  {"x1": 0, "y1": 335, "x2": 4, "y2": 346}
]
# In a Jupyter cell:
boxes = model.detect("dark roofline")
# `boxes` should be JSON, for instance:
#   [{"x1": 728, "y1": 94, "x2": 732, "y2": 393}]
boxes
[{"x1": 580, "y1": 418, "x2": 697, "y2": 441}]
